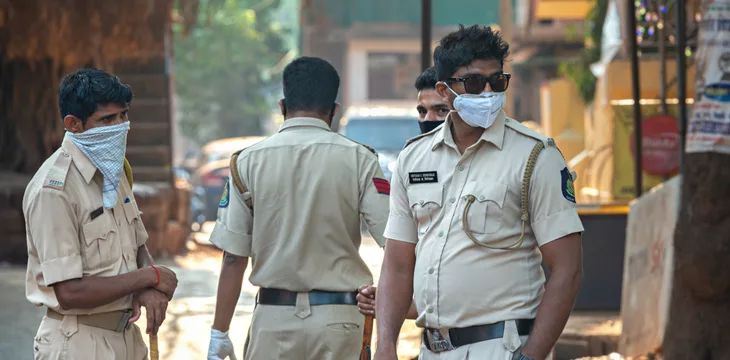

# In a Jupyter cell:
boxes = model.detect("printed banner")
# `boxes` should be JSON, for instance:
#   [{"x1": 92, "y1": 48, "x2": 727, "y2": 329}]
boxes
[{"x1": 687, "y1": 2, "x2": 730, "y2": 154}]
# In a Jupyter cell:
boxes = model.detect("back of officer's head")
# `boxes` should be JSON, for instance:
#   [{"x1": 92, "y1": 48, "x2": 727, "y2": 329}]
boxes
[
  {"x1": 282, "y1": 57, "x2": 340, "y2": 119},
  {"x1": 59, "y1": 68, "x2": 133, "y2": 125},
  {"x1": 433, "y1": 25, "x2": 510, "y2": 80}
]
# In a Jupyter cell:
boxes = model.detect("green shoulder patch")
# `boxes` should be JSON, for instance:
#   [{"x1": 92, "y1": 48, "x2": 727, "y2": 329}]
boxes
[
  {"x1": 219, "y1": 181, "x2": 230, "y2": 208},
  {"x1": 560, "y1": 167, "x2": 576, "y2": 203}
]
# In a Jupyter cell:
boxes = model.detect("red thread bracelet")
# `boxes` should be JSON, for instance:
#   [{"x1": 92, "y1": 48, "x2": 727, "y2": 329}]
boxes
[{"x1": 150, "y1": 265, "x2": 160, "y2": 287}]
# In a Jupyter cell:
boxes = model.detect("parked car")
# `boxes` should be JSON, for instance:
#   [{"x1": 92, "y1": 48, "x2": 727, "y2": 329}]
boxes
[
  {"x1": 173, "y1": 166, "x2": 207, "y2": 232},
  {"x1": 191, "y1": 136, "x2": 266, "y2": 221},
  {"x1": 338, "y1": 103, "x2": 421, "y2": 181}
]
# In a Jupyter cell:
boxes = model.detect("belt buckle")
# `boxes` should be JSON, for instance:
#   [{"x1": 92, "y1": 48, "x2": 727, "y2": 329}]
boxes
[
  {"x1": 426, "y1": 328, "x2": 454, "y2": 353},
  {"x1": 116, "y1": 310, "x2": 133, "y2": 332}
]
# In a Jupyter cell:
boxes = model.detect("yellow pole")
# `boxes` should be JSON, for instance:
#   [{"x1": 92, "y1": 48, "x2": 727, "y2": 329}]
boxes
[
  {"x1": 149, "y1": 334, "x2": 159, "y2": 360},
  {"x1": 500, "y1": 0, "x2": 515, "y2": 116}
]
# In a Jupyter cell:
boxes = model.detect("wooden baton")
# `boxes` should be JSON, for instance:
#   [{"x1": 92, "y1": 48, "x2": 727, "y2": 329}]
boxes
[
  {"x1": 360, "y1": 314, "x2": 374, "y2": 360},
  {"x1": 149, "y1": 334, "x2": 159, "y2": 360}
]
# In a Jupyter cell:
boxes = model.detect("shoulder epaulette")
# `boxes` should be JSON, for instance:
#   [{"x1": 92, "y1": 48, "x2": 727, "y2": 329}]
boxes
[
  {"x1": 504, "y1": 118, "x2": 551, "y2": 146},
  {"x1": 43, "y1": 151, "x2": 73, "y2": 191},
  {"x1": 335, "y1": 133, "x2": 378, "y2": 156},
  {"x1": 404, "y1": 124, "x2": 442, "y2": 149}
]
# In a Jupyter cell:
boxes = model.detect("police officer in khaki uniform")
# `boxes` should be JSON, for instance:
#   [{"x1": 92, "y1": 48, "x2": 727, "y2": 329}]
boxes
[
  {"x1": 373, "y1": 26, "x2": 584, "y2": 360},
  {"x1": 206, "y1": 57, "x2": 390, "y2": 360},
  {"x1": 23, "y1": 68, "x2": 178, "y2": 360}
]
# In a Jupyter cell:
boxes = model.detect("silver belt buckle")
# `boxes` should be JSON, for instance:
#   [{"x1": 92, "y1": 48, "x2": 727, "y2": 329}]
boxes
[{"x1": 426, "y1": 328, "x2": 454, "y2": 353}]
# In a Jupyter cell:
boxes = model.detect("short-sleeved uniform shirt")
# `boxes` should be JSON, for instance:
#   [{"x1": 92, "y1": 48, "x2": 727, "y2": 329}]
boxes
[
  {"x1": 209, "y1": 117, "x2": 390, "y2": 292},
  {"x1": 24, "y1": 135, "x2": 149, "y2": 315},
  {"x1": 384, "y1": 111, "x2": 584, "y2": 329}
]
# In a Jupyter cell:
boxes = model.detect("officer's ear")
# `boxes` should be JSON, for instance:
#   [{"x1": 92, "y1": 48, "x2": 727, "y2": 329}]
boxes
[
  {"x1": 279, "y1": 98, "x2": 286, "y2": 117},
  {"x1": 330, "y1": 102, "x2": 340, "y2": 120},
  {"x1": 435, "y1": 81, "x2": 455, "y2": 109},
  {"x1": 63, "y1": 115, "x2": 84, "y2": 134}
]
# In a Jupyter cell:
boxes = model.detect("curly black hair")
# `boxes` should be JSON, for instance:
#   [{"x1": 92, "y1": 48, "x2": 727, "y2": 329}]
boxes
[
  {"x1": 433, "y1": 25, "x2": 510, "y2": 81},
  {"x1": 414, "y1": 67, "x2": 438, "y2": 91}
]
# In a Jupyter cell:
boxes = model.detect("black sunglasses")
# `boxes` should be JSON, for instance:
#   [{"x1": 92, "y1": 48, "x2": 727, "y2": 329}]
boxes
[{"x1": 447, "y1": 73, "x2": 511, "y2": 94}]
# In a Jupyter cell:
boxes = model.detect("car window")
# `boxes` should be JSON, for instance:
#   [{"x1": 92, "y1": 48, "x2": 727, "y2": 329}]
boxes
[{"x1": 344, "y1": 119, "x2": 420, "y2": 151}]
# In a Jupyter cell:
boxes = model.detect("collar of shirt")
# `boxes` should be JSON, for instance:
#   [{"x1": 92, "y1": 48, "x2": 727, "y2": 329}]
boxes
[
  {"x1": 61, "y1": 133, "x2": 97, "y2": 184},
  {"x1": 430, "y1": 110, "x2": 506, "y2": 152},
  {"x1": 277, "y1": 117, "x2": 332, "y2": 133}
]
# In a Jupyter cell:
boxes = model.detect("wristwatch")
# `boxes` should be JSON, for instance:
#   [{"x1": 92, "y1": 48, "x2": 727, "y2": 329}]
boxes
[{"x1": 513, "y1": 353, "x2": 534, "y2": 360}]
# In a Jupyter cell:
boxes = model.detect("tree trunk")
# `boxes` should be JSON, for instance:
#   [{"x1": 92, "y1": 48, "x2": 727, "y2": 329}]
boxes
[
  {"x1": 0, "y1": 59, "x2": 65, "y2": 173},
  {"x1": 663, "y1": 153, "x2": 730, "y2": 359},
  {"x1": 663, "y1": 0, "x2": 730, "y2": 357}
]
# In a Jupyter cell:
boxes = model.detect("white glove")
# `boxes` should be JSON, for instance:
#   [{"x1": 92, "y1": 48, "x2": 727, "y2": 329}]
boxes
[{"x1": 207, "y1": 328, "x2": 238, "y2": 360}]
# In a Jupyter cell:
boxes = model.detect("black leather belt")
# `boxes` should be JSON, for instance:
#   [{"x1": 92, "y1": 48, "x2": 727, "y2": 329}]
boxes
[
  {"x1": 257, "y1": 288, "x2": 358, "y2": 306},
  {"x1": 423, "y1": 319, "x2": 535, "y2": 352}
]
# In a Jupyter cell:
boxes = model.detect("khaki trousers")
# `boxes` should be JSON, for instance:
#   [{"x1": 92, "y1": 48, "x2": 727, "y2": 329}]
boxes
[
  {"x1": 244, "y1": 300, "x2": 364, "y2": 360},
  {"x1": 418, "y1": 321, "x2": 554, "y2": 360},
  {"x1": 34, "y1": 315, "x2": 148, "y2": 360}
]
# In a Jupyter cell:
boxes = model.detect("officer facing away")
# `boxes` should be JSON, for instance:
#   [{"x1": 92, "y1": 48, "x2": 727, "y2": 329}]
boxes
[
  {"x1": 374, "y1": 25, "x2": 584, "y2": 360},
  {"x1": 23, "y1": 68, "x2": 178, "y2": 360},
  {"x1": 206, "y1": 56, "x2": 390, "y2": 360}
]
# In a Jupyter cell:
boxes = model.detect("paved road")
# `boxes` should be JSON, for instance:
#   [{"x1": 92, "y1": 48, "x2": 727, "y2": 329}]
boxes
[{"x1": 0, "y1": 229, "x2": 422, "y2": 359}]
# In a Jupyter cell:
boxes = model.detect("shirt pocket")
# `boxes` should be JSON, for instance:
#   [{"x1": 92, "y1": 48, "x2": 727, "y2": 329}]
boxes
[
  {"x1": 407, "y1": 186, "x2": 443, "y2": 234},
  {"x1": 81, "y1": 212, "x2": 119, "y2": 271},
  {"x1": 462, "y1": 181, "x2": 508, "y2": 235},
  {"x1": 123, "y1": 198, "x2": 148, "y2": 248}
]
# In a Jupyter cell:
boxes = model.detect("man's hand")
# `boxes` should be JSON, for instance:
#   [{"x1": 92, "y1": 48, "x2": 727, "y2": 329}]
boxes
[
  {"x1": 208, "y1": 328, "x2": 238, "y2": 360},
  {"x1": 357, "y1": 285, "x2": 376, "y2": 317},
  {"x1": 130, "y1": 288, "x2": 169, "y2": 335},
  {"x1": 153, "y1": 265, "x2": 178, "y2": 300}
]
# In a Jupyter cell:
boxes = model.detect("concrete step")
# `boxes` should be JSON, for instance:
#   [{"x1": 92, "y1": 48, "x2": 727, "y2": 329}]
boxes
[
  {"x1": 130, "y1": 165, "x2": 172, "y2": 183},
  {"x1": 128, "y1": 121, "x2": 170, "y2": 147},
  {"x1": 126, "y1": 145, "x2": 170, "y2": 167},
  {"x1": 555, "y1": 311, "x2": 621, "y2": 360}
]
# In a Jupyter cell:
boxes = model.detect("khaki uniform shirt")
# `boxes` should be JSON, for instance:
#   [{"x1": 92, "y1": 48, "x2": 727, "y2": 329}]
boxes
[
  {"x1": 383, "y1": 111, "x2": 584, "y2": 329},
  {"x1": 24, "y1": 135, "x2": 148, "y2": 315},
  {"x1": 209, "y1": 117, "x2": 390, "y2": 292}
]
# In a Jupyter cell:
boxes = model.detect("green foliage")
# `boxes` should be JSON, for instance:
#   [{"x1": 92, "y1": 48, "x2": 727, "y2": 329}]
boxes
[
  {"x1": 559, "y1": 0, "x2": 609, "y2": 104},
  {"x1": 174, "y1": 0, "x2": 289, "y2": 146}
]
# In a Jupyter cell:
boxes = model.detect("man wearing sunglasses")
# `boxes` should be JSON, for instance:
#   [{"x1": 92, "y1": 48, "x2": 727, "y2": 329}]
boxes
[{"x1": 373, "y1": 25, "x2": 584, "y2": 360}]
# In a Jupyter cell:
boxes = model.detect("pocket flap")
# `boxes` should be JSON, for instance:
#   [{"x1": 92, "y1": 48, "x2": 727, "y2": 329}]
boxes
[
  {"x1": 408, "y1": 186, "x2": 443, "y2": 207},
  {"x1": 82, "y1": 215, "x2": 113, "y2": 246},
  {"x1": 122, "y1": 199, "x2": 141, "y2": 224},
  {"x1": 464, "y1": 182, "x2": 508, "y2": 208}
]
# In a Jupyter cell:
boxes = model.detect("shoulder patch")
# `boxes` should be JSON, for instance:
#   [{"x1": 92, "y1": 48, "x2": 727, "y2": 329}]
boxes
[
  {"x1": 219, "y1": 181, "x2": 230, "y2": 208},
  {"x1": 43, "y1": 151, "x2": 73, "y2": 191},
  {"x1": 561, "y1": 167, "x2": 577, "y2": 203}
]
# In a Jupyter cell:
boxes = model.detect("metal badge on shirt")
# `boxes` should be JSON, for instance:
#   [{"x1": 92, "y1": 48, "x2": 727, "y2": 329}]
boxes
[{"x1": 409, "y1": 171, "x2": 438, "y2": 184}]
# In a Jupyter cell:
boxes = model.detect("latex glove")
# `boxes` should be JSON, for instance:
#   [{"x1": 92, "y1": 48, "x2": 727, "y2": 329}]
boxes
[{"x1": 207, "y1": 329, "x2": 238, "y2": 360}]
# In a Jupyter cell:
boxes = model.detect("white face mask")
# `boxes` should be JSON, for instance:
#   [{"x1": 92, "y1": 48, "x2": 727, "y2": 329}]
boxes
[
  {"x1": 67, "y1": 121, "x2": 130, "y2": 208},
  {"x1": 448, "y1": 86, "x2": 506, "y2": 129}
]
